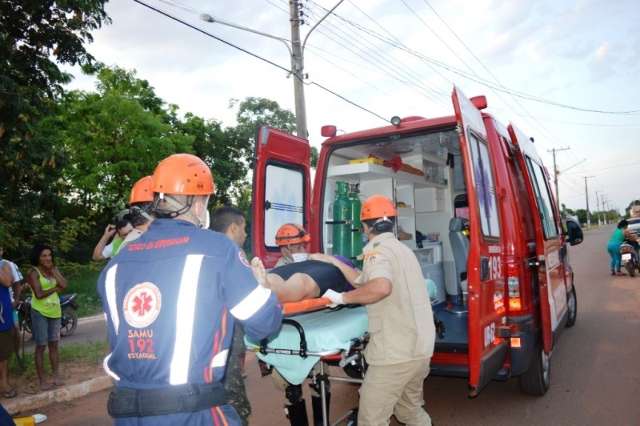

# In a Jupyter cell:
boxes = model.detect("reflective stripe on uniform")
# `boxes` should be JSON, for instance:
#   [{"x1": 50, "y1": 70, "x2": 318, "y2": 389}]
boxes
[
  {"x1": 105, "y1": 265, "x2": 119, "y2": 335},
  {"x1": 103, "y1": 353, "x2": 120, "y2": 381},
  {"x1": 230, "y1": 285, "x2": 272, "y2": 320},
  {"x1": 169, "y1": 254, "x2": 204, "y2": 385},
  {"x1": 209, "y1": 349, "x2": 229, "y2": 369}
]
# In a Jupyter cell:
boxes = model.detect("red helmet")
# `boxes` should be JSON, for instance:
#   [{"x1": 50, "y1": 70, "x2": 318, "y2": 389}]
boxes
[
  {"x1": 152, "y1": 154, "x2": 215, "y2": 196},
  {"x1": 361, "y1": 195, "x2": 397, "y2": 221},
  {"x1": 275, "y1": 224, "x2": 310, "y2": 247},
  {"x1": 129, "y1": 176, "x2": 154, "y2": 205}
]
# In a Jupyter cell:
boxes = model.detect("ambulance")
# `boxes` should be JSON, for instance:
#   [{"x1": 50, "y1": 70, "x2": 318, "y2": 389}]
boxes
[{"x1": 251, "y1": 87, "x2": 583, "y2": 397}]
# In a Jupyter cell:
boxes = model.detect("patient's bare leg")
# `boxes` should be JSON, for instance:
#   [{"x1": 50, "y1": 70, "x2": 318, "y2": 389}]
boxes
[
  {"x1": 265, "y1": 273, "x2": 320, "y2": 303},
  {"x1": 250, "y1": 257, "x2": 321, "y2": 302}
]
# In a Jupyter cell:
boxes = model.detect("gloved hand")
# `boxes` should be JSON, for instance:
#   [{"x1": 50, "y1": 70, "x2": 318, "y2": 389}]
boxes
[{"x1": 322, "y1": 289, "x2": 345, "y2": 306}]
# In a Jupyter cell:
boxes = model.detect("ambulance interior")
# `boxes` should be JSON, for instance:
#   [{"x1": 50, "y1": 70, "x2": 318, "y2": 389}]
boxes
[{"x1": 321, "y1": 128, "x2": 470, "y2": 350}]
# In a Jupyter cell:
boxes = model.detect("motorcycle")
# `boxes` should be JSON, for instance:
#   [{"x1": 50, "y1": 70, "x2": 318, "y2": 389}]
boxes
[
  {"x1": 16, "y1": 293, "x2": 79, "y2": 338},
  {"x1": 620, "y1": 242, "x2": 640, "y2": 277}
]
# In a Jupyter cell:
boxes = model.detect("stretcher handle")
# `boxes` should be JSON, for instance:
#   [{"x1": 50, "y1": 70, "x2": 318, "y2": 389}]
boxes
[{"x1": 259, "y1": 318, "x2": 308, "y2": 358}]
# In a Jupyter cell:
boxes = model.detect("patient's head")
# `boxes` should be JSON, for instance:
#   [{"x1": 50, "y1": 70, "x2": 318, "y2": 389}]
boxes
[
  {"x1": 211, "y1": 205, "x2": 247, "y2": 248},
  {"x1": 276, "y1": 223, "x2": 310, "y2": 262}
]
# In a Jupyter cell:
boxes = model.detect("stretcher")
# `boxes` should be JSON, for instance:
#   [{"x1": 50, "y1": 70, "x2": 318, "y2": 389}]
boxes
[{"x1": 245, "y1": 304, "x2": 369, "y2": 426}]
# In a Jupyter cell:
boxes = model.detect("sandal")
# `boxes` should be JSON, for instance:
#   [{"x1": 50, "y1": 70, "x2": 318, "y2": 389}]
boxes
[
  {"x1": 2, "y1": 388, "x2": 17, "y2": 399},
  {"x1": 39, "y1": 382, "x2": 55, "y2": 391}
]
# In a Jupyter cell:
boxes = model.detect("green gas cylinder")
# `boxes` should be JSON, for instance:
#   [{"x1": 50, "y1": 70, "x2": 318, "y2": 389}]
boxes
[
  {"x1": 348, "y1": 184, "x2": 363, "y2": 263},
  {"x1": 332, "y1": 181, "x2": 351, "y2": 257}
]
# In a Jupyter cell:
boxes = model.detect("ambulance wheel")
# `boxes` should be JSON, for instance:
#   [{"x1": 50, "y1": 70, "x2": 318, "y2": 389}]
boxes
[
  {"x1": 565, "y1": 285, "x2": 577, "y2": 328},
  {"x1": 519, "y1": 344, "x2": 550, "y2": 396}
]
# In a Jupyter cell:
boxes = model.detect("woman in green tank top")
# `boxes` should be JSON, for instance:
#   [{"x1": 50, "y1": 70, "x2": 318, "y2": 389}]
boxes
[{"x1": 27, "y1": 244, "x2": 67, "y2": 390}]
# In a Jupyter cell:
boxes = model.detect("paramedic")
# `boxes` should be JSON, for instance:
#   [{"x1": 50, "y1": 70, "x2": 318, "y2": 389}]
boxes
[
  {"x1": 318, "y1": 195, "x2": 435, "y2": 426},
  {"x1": 98, "y1": 154, "x2": 283, "y2": 425},
  {"x1": 210, "y1": 205, "x2": 251, "y2": 426},
  {"x1": 274, "y1": 223, "x2": 310, "y2": 267},
  {"x1": 127, "y1": 175, "x2": 155, "y2": 234}
]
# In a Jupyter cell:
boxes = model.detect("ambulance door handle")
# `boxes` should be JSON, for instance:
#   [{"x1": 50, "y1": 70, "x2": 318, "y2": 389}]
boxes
[{"x1": 480, "y1": 257, "x2": 490, "y2": 281}]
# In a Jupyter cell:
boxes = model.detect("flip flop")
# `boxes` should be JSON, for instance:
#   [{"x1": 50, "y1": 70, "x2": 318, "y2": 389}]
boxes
[
  {"x1": 39, "y1": 382, "x2": 55, "y2": 391},
  {"x1": 2, "y1": 388, "x2": 17, "y2": 399}
]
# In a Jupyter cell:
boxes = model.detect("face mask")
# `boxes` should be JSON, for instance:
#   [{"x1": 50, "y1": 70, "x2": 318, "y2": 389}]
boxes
[
  {"x1": 361, "y1": 233, "x2": 369, "y2": 245},
  {"x1": 291, "y1": 252, "x2": 309, "y2": 263},
  {"x1": 200, "y1": 209, "x2": 210, "y2": 229}
]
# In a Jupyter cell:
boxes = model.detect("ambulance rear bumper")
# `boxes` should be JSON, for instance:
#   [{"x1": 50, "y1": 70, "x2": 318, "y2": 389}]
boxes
[{"x1": 508, "y1": 314, "x2": 538, "y2": 376}]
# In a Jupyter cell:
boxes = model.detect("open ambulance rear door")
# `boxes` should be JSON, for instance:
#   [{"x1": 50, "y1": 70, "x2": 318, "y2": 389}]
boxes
[
  {"x1": 508, "y1": 124, "x2": 567, "y2": 355},
  {"x1": 251, "y1": 126, "x2": 311, "y2": 268},
  {"x1": 451, "y1": 87, "x2": 508, "y2": 397}
]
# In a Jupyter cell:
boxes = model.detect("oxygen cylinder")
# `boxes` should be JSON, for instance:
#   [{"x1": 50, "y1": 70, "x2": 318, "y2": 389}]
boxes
[
  {"x1": 332, "y1": 181, "x2": 351, "y2": 257},
  {"x1": 348, "y1": 184, "x2": 363, "y2": 263}
]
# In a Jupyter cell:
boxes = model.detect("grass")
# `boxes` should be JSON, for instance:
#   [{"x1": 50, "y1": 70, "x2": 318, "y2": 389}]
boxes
[
  {"x1": 58, "y1": 262, "x2": 103, "y2": 317},
  {"x1": 9, "y1": 341, "x2": 109, "y2": 379}
]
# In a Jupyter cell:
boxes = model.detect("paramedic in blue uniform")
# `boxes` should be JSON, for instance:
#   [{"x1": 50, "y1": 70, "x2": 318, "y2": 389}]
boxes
[{"x1": 97, "y1": 153, "x2": 283, "y2": 425}]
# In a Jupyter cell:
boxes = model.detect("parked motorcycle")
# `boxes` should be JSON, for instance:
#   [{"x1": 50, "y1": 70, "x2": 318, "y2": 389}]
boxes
[
  {"x1": 620, "y1": 242, "x2": 640, "y2": 277},
  {"x1": 16, "y1": 293, "x2": 79, "y2": 338}
]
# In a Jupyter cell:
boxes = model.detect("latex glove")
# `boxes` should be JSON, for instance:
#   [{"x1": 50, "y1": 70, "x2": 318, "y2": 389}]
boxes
[{"x1": 322, "y1": 289, "x2": 345, "y2": 306}]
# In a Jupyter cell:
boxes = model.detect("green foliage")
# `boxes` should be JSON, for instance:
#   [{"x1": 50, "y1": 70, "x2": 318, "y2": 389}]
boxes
[
  {"x1": 56, "y1": 67, "x2": 194, "y2": 219},
  {"x1": 179, "y1": 114, "x2": 246, "y2": 205},
  {"x1": 10, "y1": 341, "x2": 108, "y2": 378}
]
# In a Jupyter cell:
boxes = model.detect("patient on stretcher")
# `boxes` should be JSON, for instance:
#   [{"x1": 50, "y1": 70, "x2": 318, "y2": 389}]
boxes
[{"x1": 251, "y1": 258, "x2": 354, "y2": 303}]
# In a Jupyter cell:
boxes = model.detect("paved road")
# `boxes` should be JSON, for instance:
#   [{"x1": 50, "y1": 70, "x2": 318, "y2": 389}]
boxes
[
  {"x1": 22, "y1": 314, "x2": 107, "y2": 350},
  {"x1": 33, "y1": 226, "x2": 640, "y2": 425}
]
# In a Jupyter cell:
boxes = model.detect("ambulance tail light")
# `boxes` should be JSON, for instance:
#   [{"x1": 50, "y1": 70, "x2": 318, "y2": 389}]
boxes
[{"x1": 507, "y1": 276, "x2": 523, "y2": 312}]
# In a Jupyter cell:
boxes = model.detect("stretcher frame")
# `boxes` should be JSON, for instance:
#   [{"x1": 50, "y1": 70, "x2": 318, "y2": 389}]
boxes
[{"x1": 255, "y1": 315, "x2": 368, "y2": 426}]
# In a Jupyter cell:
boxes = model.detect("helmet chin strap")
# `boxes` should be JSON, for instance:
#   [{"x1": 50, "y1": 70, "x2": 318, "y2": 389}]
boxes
[{"x1": 152, "y1": 194, "x2": 194, "y2": 219}]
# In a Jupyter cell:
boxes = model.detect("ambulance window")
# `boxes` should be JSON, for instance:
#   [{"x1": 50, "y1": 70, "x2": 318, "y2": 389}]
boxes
[
  {"x1": 527, "y1": 158, "x2": 558, "y2": 239},
  {"x1": 468, "y1": 131, "x2": 500, "y2": 238},
  {"x1": 264, "y1": 164, "x2": 305, "y2": 248}
]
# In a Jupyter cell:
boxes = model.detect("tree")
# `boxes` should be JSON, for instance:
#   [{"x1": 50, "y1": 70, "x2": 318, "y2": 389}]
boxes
[
  {"x1": 0, "y1": 0, "x2": 110, "y2": 193},
  {"x1": 0, "y1": 0, "x2": 109, "y2": 258},
  {"x1": 57, "y1": 67, "x2": 193, "y2": 219},
  {"x1": 179, "y1": 114, "x2": 247, "y2": 205}
]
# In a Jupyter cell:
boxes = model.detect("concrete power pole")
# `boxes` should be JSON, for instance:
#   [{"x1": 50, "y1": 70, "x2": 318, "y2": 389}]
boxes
[
  {"x1": 595, "y1": 191, "x2": 602, "y2": 225},
  {"x1": 289, "y1": 0, "x2": 308, "y2": 139},
  {"x1": 548, "y1": 146, "x2": 570, "y2": 211},
  {"x1": 584, "y1": 176, "x2": 595, "y2": 228}
]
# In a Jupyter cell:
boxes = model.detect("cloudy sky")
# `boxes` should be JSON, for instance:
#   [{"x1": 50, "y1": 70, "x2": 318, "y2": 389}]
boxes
[{"x1": 67, "y1": 0, "x2": 640, "y2": 212}]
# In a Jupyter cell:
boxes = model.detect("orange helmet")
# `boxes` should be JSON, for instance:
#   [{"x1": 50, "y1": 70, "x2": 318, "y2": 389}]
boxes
[
  {"x1": 275, "y1": 223, "x2": 310, "y2": 247},
  {"x1": 129, "y1": 176, "x2": 154, "y2": 205},
  {"x1": 361, "y1": 195, "x2": 397, "y2": 221},
  {"x1": 152, "y1": 154, "x2": 215, "y2": 196}
]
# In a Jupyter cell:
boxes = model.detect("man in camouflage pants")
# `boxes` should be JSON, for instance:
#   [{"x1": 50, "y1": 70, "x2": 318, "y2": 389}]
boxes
[{"x1": 211, "y1": 206, "x2": 252, "y2": 425}]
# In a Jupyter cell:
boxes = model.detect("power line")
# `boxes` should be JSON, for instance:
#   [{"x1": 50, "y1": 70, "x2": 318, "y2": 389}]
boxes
[
  {"x1": 415, "y1": 0, "x2": 559, "y2": 145},
  {"x1": 264, "y1": 0, "x2": 448, "y2": 108},
  {"x1": 309, "y1": 0, "x2": 449, "y2": 99},
  {"x1": 302, "y1": 4, "x2": 449, "y2": 108},
  {"x1": 309, "y1": 3, "x2": 640, "y2": 115},
  {"x1": 132, "y1": 0, "x2": 388, "y2": 123}
]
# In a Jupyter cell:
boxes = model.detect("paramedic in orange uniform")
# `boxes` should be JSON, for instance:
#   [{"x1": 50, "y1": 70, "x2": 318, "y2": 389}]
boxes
[{"x1": 316, "y1": 195, "x2": 436, "y2": 426}]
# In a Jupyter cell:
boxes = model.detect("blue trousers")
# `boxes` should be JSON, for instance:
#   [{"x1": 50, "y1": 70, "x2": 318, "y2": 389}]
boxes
[{"x1": 607, "y1": 242, "x2": 621, "y2": 272}]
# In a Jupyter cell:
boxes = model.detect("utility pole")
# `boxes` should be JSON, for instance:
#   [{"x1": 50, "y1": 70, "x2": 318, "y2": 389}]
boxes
[
  {"x1": 202, "y1": 1, "x2": 344, "y2": 140},
  {"x1": 595, "y1": 191, "x2": 602, "y2": 225},
  {"x1": 289, "y1": 0, "x2": 307, "y2": 139},
  {"x1": 547, "y1": 146, "x2": 571, "y2": 210},
  {"x1": 584, "y1": 176, "x2": 595, "y2": 228}
]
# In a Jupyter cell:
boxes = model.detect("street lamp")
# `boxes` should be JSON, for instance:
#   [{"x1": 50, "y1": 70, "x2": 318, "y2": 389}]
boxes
[{"x1": 200, "y1": 0, "x2": 345, "y2": 139}]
